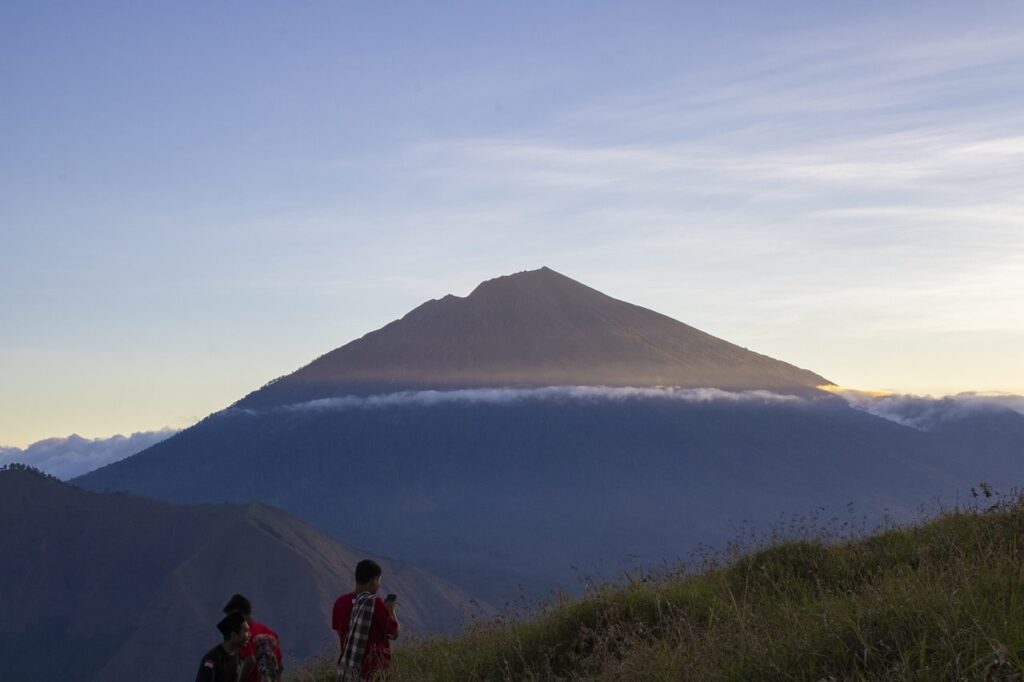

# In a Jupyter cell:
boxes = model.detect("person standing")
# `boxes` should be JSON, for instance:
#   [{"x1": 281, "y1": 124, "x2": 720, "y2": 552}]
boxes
[
  {"x1": 195, "y1": 611, "x2": 250, "y2": 682},
  {"x1": 223, "y1": 594, "x2": 284, "y2": 682},
  {"x1": 332, "y1": 559, "x2": 400, "y2": 681}
]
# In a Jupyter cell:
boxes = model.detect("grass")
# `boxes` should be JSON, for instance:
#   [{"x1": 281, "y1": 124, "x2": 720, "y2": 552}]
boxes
[{"x1": 291, "y1": 490, "x2": 1024, "y2": 681}]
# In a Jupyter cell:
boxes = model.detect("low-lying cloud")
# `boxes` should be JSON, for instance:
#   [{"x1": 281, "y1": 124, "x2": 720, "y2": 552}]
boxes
[
  {"x1": 0, "y1": 429, "x2": 179, "y2": 480},
  {"x1": 231, "y1": 386, "x2": 804, "y2": 416},
  {"x1": 828, "y1": 388, "x2": 1024, "y2": 430},
  {"x1": 226, "y1": 385, "x2": 1024, "y2": 434}
]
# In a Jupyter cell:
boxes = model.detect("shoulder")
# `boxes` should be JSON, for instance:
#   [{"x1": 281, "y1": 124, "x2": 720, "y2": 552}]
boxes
[
  {"x1": 201, "y1": 645, "x2": 223, "y2": 664},
  {"x1": 333, "y1": 592, "x2": 356, "y2": 613},
  {"x1": 332, "y1": 592, "x2": 355, "y2": 628},
  {"x1": 256, "y1": 626, "x2": 281, "y2": 644},
  {"x1": 250, "y1": 620, "x2": 276, "y2": 636}
]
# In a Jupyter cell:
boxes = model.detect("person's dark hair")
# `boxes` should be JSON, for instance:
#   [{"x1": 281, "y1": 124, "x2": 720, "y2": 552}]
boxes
[
  {"x1": 223, "y1": 594, "x2": 252, "y2": 616},
  {"x1": 355, "y1": 559, "x2": 382, "y2": 585}
]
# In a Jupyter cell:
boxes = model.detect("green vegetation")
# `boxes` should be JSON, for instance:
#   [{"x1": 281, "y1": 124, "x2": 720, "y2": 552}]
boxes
[{"x1": 293, "y1": 492, "x2": 1024, "y2": 681}]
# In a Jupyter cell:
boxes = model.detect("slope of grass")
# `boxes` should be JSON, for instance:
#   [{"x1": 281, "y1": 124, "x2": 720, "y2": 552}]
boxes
[{"x1": 293, "y1": 494, "x2": 1024, "y2": 681}]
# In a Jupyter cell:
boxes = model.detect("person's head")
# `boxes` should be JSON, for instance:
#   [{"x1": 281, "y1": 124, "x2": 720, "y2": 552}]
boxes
[
  {"x1": 354, "y1": 559, "x2": 382, "y2": 593},
  {"x1": 216, "y1": 611, "x2": 250, "y2": 649},
  {"x1": 223, "y1": 594, "x2": 253, "y2": 622}
]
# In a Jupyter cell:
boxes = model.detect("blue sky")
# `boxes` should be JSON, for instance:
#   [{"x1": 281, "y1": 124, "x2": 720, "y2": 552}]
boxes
[{"x1": 2, "y1": 1, "x2": 1023, "y2": 446}]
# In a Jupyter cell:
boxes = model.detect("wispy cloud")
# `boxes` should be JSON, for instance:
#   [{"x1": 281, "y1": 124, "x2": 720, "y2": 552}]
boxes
[
  {"x1": 229, "y1": 386, "x2": 802, "y2": 416},
  {"x1": 384, "y1": 17, "x2": 1024, "y2": 360},
  {"x1": 0, "y1": 429, "x2": 179, "y2": 480},
  {"x1": 827, "y1": 387, "x2": 1024, "y2": 430},
  {"x1": 227, "y1": 385, "x2": 1024, "y2": 435}
]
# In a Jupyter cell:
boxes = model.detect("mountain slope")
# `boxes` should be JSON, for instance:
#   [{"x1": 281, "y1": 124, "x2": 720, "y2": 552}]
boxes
[
  {"x1": 239, "y1": 267, "x2": 830, "y2": 408},
  {"x1": 0, "y1": 467, "x2": 482, "y2": 682},
  {"x1": 75, "y1": 397, "x2": 981, "y2": 602}
]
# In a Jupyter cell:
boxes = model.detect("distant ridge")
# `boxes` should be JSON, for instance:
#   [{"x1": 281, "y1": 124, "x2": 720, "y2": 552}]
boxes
[{"x1": 239, "y1": 267, "x2": 830, "y2": 408}]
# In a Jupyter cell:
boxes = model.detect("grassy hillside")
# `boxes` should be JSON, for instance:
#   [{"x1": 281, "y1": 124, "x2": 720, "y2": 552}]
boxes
[{"x1": 293, "y1": 491, "x2": 1024, "y2": 681}]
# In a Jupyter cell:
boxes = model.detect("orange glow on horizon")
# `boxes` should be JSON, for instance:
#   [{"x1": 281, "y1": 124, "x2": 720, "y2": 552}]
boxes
[{"x1": 818, "y1": 385, "x2": 896, "y2": 399}]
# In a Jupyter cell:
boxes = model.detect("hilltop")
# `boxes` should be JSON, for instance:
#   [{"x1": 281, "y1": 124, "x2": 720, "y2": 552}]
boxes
[{"x1": 293, "y1": 491, "x2": 1024, "y2": 681}]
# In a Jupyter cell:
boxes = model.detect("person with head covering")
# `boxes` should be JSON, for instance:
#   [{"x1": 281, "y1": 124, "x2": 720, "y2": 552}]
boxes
[
  {"x1": 195, "y1": 610, "x2": 250, "y2": 682},
  {"x1": 223, "y1": 593, "x2": 284, "y2": 681}
]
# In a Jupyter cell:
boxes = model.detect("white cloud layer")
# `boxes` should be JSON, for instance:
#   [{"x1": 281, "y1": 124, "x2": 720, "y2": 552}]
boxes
[
  {"x1": 8, "y1": 387, "x2": 1017, "y2": 478},
  {"x1": 829, "y1": 389, "x2": 1024, "y2": 430},
  {"x1": 232, "y1": 386, "x2": 1024, "y2": 434},
  {"x1": 0, "y1": 429, "x2": 179, "y2": 480},
  {"x1": 232, "y1": 386, "x2": 803, "y2": 415}
]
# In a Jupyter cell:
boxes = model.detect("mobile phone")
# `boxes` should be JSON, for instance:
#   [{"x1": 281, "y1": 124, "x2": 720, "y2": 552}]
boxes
[{"x1": 385, "y1": 593, "x2": 397, "y2": 603}]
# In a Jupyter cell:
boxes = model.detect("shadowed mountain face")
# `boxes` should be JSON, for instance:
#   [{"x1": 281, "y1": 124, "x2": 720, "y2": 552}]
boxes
[
  {"x1": 239, "y1": 267, "x2": 830, "y2": 408},
  {"x1": 74, "y1": 395, "x2": 1024, "y2": 605},
  {"x1": 0, "y1": 468, "x2": 482, "y2": 682}
]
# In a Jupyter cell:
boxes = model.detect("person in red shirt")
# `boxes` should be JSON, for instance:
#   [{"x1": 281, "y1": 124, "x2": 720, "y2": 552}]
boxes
[
  {"x1": 332, "y1": 559, "x2": 400, "y2": 680},
  {"x1": 223, "y1": 593, "x2": 284, "y2": 682}
]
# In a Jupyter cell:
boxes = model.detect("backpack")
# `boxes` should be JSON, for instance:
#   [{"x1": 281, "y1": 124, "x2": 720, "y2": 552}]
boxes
[{"x1": 252, "y1": 633, "x2": 282, "y2": 682}]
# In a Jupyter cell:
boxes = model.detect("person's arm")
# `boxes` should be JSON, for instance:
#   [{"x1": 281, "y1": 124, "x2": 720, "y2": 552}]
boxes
[
  {"x1": 386, "y1": 600, "x2": 401, "y2": 640},
  {"x1": 332, "y1": 599, "x2": 348, "y2": 664}
]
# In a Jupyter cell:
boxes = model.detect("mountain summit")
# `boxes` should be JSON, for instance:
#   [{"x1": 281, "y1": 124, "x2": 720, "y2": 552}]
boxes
[{"x1": 241, "y1": 267, "x2": 829, "y2": 408}]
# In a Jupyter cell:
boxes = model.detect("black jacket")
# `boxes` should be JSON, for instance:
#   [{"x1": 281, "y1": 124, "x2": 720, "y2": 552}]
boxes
[{"x1": 195, "y1": 643, "x2": 239, "y2": 682}]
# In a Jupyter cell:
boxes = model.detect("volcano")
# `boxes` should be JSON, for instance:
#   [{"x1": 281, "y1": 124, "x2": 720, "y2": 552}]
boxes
[{"x1": 238, "y1": 267, "x2": 830, "y2": 409}]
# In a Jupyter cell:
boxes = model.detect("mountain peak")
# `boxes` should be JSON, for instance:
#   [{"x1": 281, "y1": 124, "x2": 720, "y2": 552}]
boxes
[
  {"x1": 463, "y1": 266, "x2": 590, "y2": 302},
  {"x1": 472, "y1": 265, "x2": 558, "y2": 286},
  {"x1": 238, "y1": 269, "x2": 829, "y2": 407}
]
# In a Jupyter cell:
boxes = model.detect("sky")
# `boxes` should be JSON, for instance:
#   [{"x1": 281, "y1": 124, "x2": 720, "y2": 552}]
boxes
[{"x1": 2, "y1": 1, "x2": 1023, "y2": 447}]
